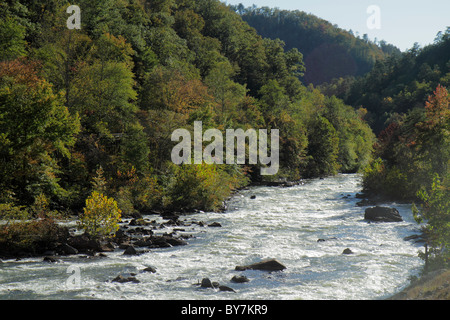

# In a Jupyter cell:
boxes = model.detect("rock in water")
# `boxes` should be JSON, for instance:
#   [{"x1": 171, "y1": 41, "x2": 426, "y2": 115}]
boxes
[
  {"x1": 123, "y1": 245, "x2": 137, "y2": 255},
  {"x1": 219, "y1": 285, "x2": 236, "y2": 293},
  {"x1": 112, "y1": 275, "x2": 140, "y2": 283},
  {"x1": 231, "y1": 275, "x2": 250, "y2": 283},
  {"x1": 342, "y1": 248, "x2": 354, "y2": 255},
  {"x1": 200, "y1": 278, "x2": 214, "y2": 288},
  {"x1": 364, "y1": 206, "x2": 403, "y2": 222},
  {"x1": 235, "y1": 259, "x2": 286, "y2": 271}
]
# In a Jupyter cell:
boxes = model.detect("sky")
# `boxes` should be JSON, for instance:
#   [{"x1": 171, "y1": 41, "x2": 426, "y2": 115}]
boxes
[{"x1": 222, "y1": 0, "x2": 450, "y2": 52}]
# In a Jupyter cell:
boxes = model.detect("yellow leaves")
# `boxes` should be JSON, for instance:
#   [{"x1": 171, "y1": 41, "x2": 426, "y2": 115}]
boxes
[{"x1": 79, "y1": 191, "x2": 122, "y2": 239}]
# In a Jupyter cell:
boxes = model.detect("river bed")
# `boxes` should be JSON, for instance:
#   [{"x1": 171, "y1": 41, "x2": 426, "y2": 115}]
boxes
[{"x1": 0, "y1": 174, "x2": 424, "y2": 300}]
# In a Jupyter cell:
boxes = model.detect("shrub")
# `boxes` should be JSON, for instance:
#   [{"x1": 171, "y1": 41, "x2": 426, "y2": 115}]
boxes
[
  {"x1": 162, "y1": 163, "x2": 248, "y2": 212},
  {"x1": 413, "y1": 174, "x2": 450, "y2": 271},
  {"x1": 362, "y1": 158, "x2": 386, "y2": 195},
  {"x1": 0, "y1": 202, "x2": 31, "y2": 222},
  {"x1": 78, "y1": 191, "x2": 122, "y2": 239},
  {"x1": 0, "y1": 217, "x2": 67, "y2": 257}
]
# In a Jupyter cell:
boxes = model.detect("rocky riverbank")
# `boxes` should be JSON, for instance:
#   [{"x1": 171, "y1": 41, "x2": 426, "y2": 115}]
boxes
[
  {"x1": 0, "y1": 180, "x2": 428, "y2": 299},
  {"x1": 0, "y1": 212, "x2": 219, "y2": 261},
  {"x1": 388, "y1": 269, "x2": 450, "y2": 300}
]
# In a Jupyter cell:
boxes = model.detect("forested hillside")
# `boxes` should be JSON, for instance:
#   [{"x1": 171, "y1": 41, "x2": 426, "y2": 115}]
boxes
[
  {"x1": 353, "y1": 33, "x2": 449, "y2": 271},
  {"x1": 325, "y1": 31, "x2": 450, "y2": 133},
  {"x1": 0, "y1": 0, "x2": 374, "y2": 222},
  {"x1": 234, "y1": 5, "x2": 401, "y2": 86},
  {"x1": 232, "y1": 3, "x2": 449, "y2": 271}
]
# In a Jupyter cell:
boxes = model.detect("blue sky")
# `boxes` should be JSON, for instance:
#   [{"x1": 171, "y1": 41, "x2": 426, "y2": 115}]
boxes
[{"x1": 223, "y1": 0, "x2": 450, "y2": 52}]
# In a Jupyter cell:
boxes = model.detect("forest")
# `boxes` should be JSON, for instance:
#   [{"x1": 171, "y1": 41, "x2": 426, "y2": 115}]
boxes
[
  {"x1": 237, "y1": 4, "x2": 450, "y2": 270},
  {"x1": 234, "y1": 5, "x2": 401, "y2": 86},
  {"x1": 0, "y1": 1, "x2": 448, "y2": 270}
]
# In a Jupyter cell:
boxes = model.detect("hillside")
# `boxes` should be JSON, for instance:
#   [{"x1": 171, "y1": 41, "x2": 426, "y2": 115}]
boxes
[
  {"x1": 340, "y1": 31, "x2": 450, "y2": 133},
  {"x1": 233, "y1": 5, "x2": 401, "y2": 86},
  {"x1": 0, "y1": 0, "x2": 375, "y2": 219}
]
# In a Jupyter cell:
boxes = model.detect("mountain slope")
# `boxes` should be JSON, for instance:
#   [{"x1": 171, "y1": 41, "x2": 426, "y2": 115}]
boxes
[{"x1": 233, "y1": 5, "x2": 400, "y2": 85}]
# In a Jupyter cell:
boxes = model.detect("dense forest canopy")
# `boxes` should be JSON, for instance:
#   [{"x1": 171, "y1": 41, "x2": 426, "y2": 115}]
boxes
[
  {"x1": 233, "y1": 5, "x2": 401, "y2": 86},
  {"x1": 325, "y1": 29, "x2": 450, "y2": 134},
  {"x1": 0, "y1": 0, "x2": 374, "y2": 217}
]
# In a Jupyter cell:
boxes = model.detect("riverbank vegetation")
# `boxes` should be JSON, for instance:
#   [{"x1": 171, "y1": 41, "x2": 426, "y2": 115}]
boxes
[
  {"x1": 0, "y1": 1, "x2": 448, "y2": 282},
  {"x1": 0, "y1": 0, "x2": 376, "y2": 250},
  {"x1": 240, "y1": 3, "x2": 450, "y2": 275},
  {"x1": 353, "y1": 39, "x2": 450, "y2": 272}
]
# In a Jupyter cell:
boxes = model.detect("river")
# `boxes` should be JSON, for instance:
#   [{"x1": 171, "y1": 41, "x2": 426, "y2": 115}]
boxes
[{"x1": 0, "y1": 174, "x2": 424, "y2": 300}]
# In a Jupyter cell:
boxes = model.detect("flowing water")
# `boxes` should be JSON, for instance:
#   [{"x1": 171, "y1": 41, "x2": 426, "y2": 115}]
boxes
[{"x1": 0, "y1": 174, "x2": 423, "y2": 300}]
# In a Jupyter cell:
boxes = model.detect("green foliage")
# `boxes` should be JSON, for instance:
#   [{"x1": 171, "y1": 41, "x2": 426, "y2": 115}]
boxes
[
  {"x1": 413, "y1": 174, "x2": 450, "y2": 269},
  {"x1": 0, "y1": 17, "x2": 27, "y2": 61},
  {"x1": 0, "y1": 0, "x2": 375, "y2": 227},
  {"x1": 0, "y1": 58, "x2": 80, "y2": 204},
  {"x1": 305, "y1": 115, "x2": 340, "y2": 177},
  {"x1": 79, "y1": 191, "x2": 122, "y2": 239},
  {"x1": 342, "y1": 30, "x2": 450, "y2": 133},
  {"x1": 162, "y1": 163, "x2": 248, "y2": 212},
  {"x1": 363, "y1": 85, "x2": 449, "y2": 200},
  {"x1": 0, "y1": 203, "x2": 31, "y2": 223},
  {"x1": 234, "y1": 5, "x2": 399, "y2": 86},
  {"x1": 323, "y1": 96, "x2": 375, "y2": 172}
]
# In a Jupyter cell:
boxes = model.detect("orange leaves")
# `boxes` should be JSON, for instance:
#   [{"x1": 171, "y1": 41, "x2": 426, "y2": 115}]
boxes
[
  {"x1": 0, "y1": 58, "x2": 42, "y2": 86},
  {"x1": 424, "y1": 84, "x2": 450, "y2": 129},
  {"x1": 143, "y1": 66, "x2": 213, "y2": 115}
]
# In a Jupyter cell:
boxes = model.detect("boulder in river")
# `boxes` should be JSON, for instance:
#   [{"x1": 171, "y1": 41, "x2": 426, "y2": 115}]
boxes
[
  {"x1": 123, "y1": 245, "x2": 137, "y2": 255},
  {"x1": 200, "y1": 278, "x2": 217, "y2": 288},
  {"x1": 58, "y1": 243, "x2": 78, "y2": 255},
  {"x1": 208, "y1": 222, "x2": 222, "y2": 227},
  {"x1": 231, "y1": 275, "x2": 250, "y2": 283},
  {"x1": 219, "y1": 285, "x2": 236, "y2": 293},
  {"x1": 364, "y1": 206, "x2": 403, "y2": 222},
  {"x1": 235, "y1": 259, "x2": 286, "y2": 272},
  {"x1": 342, "y1": 248, "x2": 354, "y2": 255},
  {"x1": 43, "y1": 256, "x2": 59, "y2": 263},
  {"x1": 112, "y1": 275, "x2": 140, "y2": 283},
  {"x1": 142, "y1": 266, "x2": 157, "y2": 273},
  {"x1": 67, "y1": 234, "x2": 102, "y2": 253}
]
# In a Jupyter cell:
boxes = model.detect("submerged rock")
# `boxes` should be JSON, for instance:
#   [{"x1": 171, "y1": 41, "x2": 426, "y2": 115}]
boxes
[
  {"x1": 43, "y1": 256, "x2": 59, "y2": 263},
  {"x1": 112, "y1": 275, "x2": 140, "y2": 283},
  {"x1": 207, "y1": 222, "x2": 222, "y2": 227},
  {"x1": 231, "y1": 275, "x2": 250, "y2": 283},
  {"x1": 235, "y1": 259, "x2": 286, "y2": 272}
]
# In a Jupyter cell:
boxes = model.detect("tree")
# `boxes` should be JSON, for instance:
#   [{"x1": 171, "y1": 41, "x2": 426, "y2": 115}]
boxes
[
  {"x1": 205, "y1": 60, "x2": 246, "y2": 123},
  {"x1": 305, "y1": 115, "x2": 340, "y2": 177},
  {"x1": 413, "y1": 174, "x2": 450, "y2": 270},
  {"x1": 0, "y1": 58, "x2": 80, "y2": 204},
  {"x1": 0, "y1": 17, "x2": 27, "y2": 61},
  {"x1": 78, "y1": 191, "x2": 122, "y2": 239},
  {"x1": 415, "y1": 85, "x2": 450, "y2": 178},
  {"x1": 71, "y1": 33, "x2": 137, "y2": 136}
]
